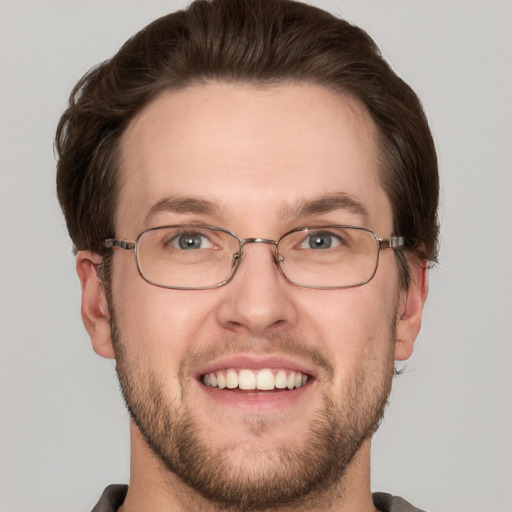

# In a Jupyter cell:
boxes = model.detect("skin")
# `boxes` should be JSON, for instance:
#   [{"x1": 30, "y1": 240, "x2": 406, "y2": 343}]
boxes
[{"x1": 77, "y1": 83, "x2": 428, "y2": 512}]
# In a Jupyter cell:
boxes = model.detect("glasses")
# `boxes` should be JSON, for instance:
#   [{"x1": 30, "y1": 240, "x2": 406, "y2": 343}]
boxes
[{"x1": 104, "y1": 225, "x2": 404, "y2": 290}]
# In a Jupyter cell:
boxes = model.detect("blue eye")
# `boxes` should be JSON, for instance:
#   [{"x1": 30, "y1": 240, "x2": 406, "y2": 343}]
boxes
[
  {"x1": 301, "y1": 232, "x2": 341, "y2": 249},
  {"x1": 170, "y1": 232, "x2": 214, "y2": 250}
]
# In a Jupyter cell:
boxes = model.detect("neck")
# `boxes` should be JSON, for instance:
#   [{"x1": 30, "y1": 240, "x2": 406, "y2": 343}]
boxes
[{"x1": 119, "y1": 421, "x2": 378, "y2": 512}]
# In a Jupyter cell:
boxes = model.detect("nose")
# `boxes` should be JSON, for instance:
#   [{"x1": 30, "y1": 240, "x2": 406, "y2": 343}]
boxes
[{"x1": 216, "y1": 241, "x2": 299, "y2": 336}]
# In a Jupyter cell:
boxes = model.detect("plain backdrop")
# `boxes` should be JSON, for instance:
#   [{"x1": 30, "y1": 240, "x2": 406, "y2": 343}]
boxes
[{"x1": 1, "y1": 1, "x2": 511, "y2": 511}]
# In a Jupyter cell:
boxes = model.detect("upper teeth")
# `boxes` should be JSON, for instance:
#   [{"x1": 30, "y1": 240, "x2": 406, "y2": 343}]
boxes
[{"x1": 202, "y1": 369, "x2": 308, "y2": 390}]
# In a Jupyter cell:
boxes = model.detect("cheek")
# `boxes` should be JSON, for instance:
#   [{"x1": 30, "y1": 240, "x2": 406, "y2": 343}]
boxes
[
  {"x1": 111, "y1": 256, "x2": 218, "y2": 369},
  {"x1": 301, "y1": 282, "x2": 399, "y2": 379}
]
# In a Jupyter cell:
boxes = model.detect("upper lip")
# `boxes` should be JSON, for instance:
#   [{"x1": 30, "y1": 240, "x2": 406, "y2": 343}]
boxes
[{"x1": 194, "y1": 354, "x2": 317, "y2": 379}]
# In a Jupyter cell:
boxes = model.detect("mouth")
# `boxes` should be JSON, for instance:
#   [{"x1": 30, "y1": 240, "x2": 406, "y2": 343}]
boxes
[
  {"x1": 201, "y1": 368, "x2": 309, "y2": 391},
  {"x1": 194, "y1": 355, "x2": 316, "y2": 410}
]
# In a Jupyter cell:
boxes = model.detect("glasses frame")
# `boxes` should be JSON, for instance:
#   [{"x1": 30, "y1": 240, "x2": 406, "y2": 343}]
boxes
[{"x1": 104, "y1": 224, "x2": 404, "y2": 290}]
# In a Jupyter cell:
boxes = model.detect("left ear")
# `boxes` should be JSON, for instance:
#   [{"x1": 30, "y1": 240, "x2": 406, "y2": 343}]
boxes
[{"x1": 395, "y1": 260, "x2": 429, "y2": 361}]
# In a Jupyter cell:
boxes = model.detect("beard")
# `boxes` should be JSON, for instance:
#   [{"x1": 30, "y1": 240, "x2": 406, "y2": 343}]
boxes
[{"x1": 109, "y1": 305, "x2": 396, "y2": 511}]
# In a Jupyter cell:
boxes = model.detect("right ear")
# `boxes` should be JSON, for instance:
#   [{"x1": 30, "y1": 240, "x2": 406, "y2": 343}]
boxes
[{"x1": 76, "y1": 251, "x2": 115, "y2": 359}]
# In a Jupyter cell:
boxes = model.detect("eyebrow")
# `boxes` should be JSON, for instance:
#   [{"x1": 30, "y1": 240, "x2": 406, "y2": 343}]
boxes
[
  {"x1": 143, "y1": 191, "x2": 368, "y2": 227},
  {"x1": 286, "y1": 192, "x2": 369, "y2": 221},
  {"x1": 143, "y1": 196, "x2": 221, "y2": 225}
]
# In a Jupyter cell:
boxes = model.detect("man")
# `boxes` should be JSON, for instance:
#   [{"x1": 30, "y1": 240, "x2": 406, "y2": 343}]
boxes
[{"x1": 56, "y1": 0, "x2": 438, "y2": 510}]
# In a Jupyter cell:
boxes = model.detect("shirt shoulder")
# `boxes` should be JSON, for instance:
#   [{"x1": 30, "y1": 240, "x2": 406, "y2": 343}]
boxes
[
  {"x1": 91, "y1": 486, "x2": 424, "y2": 512},
  {"x1": 91, "y1": 485, "x2": 128, "y2": 512},
  {"x1": 372, "y1": 492, "x2": 427, "y2": 512}
]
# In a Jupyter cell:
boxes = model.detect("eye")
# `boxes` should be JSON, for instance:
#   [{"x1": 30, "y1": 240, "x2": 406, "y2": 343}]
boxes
[
  {"x1": 169, "y1": 232, "x2": 215, "y2": 250},
  {"x1": 300, "y1": 231, "x2": 342, "y2": 250}
]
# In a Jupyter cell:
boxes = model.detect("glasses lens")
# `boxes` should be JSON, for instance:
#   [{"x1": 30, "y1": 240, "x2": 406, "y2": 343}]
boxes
[
  {"x1": 136, "y1": 226, "x2": 240, "y2": 289},
  {"x1": 278, "y1": 227, "x2": 379, "y2": 288}
]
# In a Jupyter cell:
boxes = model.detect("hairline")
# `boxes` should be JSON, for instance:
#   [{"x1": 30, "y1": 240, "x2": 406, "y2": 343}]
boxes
[{"x1": 113, "y1": 78, "x2": 391, "y2": 228}]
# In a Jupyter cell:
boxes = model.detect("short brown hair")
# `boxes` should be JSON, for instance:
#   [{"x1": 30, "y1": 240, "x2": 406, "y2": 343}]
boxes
[{"x1": 56, "y1": 0, "x2": 439, "y2": 287}]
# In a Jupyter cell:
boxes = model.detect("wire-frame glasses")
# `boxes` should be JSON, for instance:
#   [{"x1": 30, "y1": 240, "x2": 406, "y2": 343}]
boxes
[{"x1": 104, "y1": 224, "x2": 405, "y2": 290}]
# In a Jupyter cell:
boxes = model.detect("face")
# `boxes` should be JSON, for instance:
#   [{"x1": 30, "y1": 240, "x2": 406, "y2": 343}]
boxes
[{"x1": 81, "y1": 83, "x2": 423, "y2": 510}]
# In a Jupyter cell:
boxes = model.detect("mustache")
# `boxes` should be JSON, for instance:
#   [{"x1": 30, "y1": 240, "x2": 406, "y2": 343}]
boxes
[{"x1": 180, "y1": 331, "x2": 335, "y2": 381}]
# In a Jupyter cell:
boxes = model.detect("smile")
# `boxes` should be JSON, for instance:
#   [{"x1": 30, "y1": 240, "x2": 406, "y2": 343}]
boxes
[{"x1": 201, "y1": 368, "x2": 309, "y2": 391}]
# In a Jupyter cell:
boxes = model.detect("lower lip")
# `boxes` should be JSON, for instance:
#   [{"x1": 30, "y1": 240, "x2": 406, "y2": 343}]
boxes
[{"x1": 198, "y1": 381, "x2": 310, "y2": 411}]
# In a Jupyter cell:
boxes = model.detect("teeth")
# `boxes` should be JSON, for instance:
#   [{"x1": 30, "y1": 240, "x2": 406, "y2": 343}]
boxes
[
  {"x1": 202, "y1": 368, "x2": 308, "y2": 391},
  {"x1": 239, "y1": 369, "x2": 256, "y2": 390},
  {"x1": 217, "y1": 372, "x2": 226, "y2": 389},
  {"x1": 256, "y1": 369, "x2": 275, "y2": 390},
  {"x1": 226, "y1": 369, "x2": 238, "y2": 389},
  {"x1": 286, "y1": 372, "x2": 295, "y2": 390},
  {"x1": 275, "y1": 369, "x2": 287, "y2": 389}
]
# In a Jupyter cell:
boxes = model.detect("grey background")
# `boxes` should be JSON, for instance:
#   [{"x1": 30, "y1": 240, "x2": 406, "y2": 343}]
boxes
[{"x1": 1, "y1": 1, "x2": 511, "y2": 511}]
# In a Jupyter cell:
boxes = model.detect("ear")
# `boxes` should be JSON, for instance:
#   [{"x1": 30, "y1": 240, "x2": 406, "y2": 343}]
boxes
[
  {"x1": 76, "y1": 251, "x2": 115, "y2": 359},
  {"x1": 395, "y1": 260, "x2": 429, "y2": 361}
]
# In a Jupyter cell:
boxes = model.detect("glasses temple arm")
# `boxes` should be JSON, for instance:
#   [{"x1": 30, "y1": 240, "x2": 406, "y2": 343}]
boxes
[
  {"x1": 104, "y1": 239, "x2": 136, "y2": 251},
  {"x1": 379, "y1": 236, "x2": 404, "y2": 249}
]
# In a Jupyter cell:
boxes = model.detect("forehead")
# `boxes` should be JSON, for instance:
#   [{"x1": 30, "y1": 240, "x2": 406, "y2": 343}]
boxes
[{"x1": 116, "y1": 82, "x2": 392, "y2": 236}]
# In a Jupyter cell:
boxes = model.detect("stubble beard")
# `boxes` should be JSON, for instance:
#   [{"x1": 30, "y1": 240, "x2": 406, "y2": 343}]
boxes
[{"x1": 109, "y1": 306, "x2": 396, "y2": 511}]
